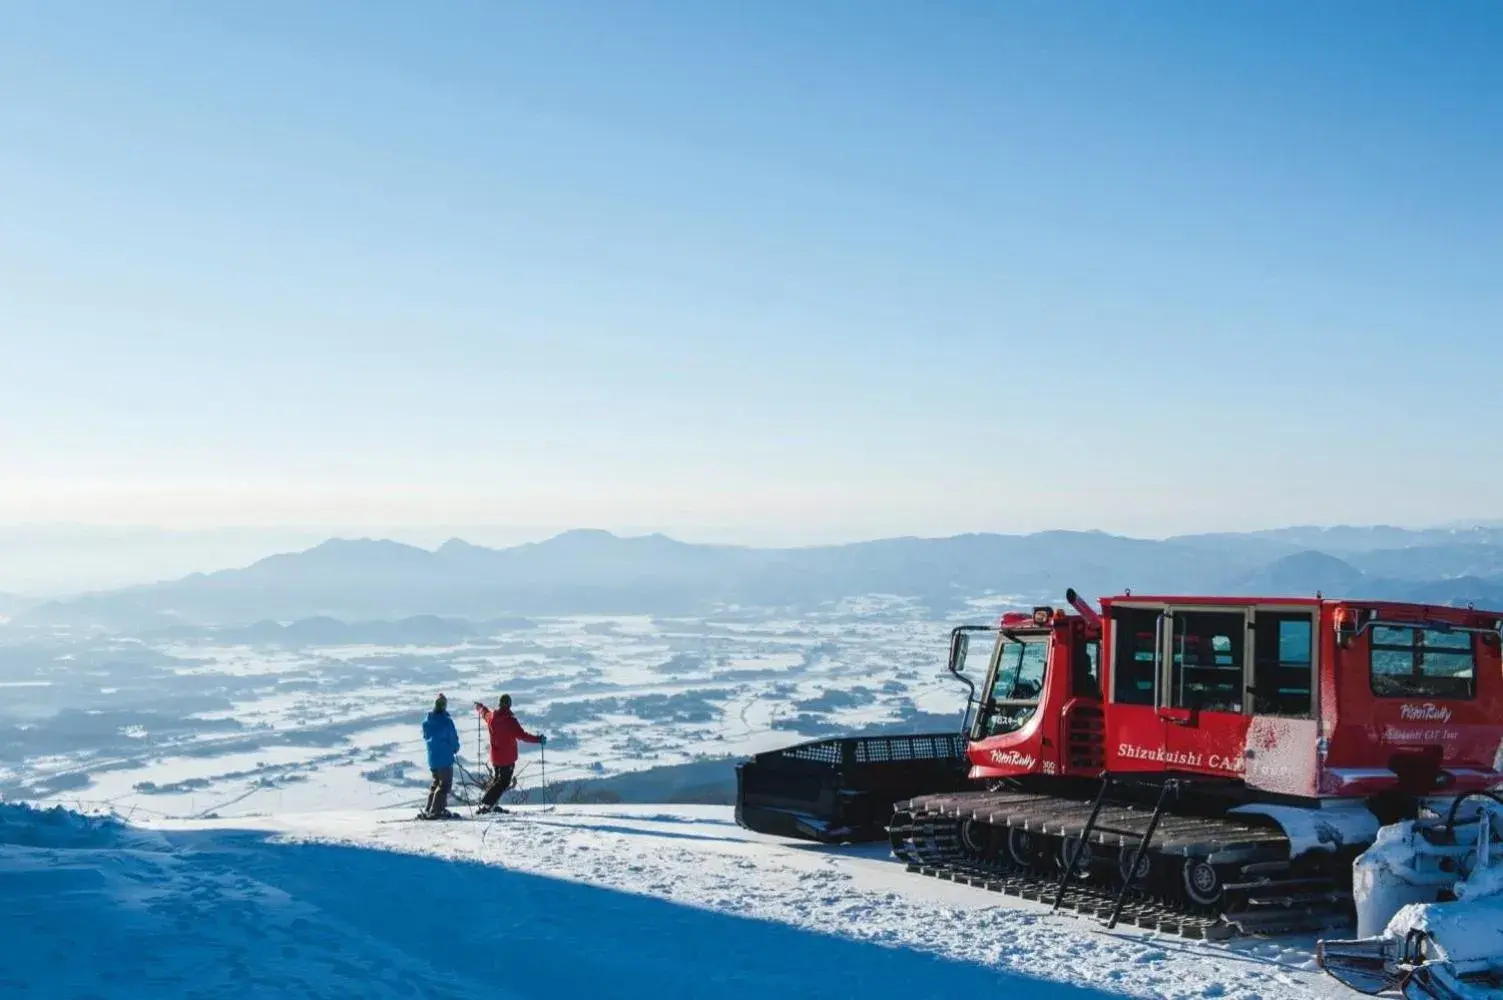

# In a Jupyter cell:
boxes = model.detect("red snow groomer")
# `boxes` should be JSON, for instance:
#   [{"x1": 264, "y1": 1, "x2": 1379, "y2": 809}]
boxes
[{"x1": 736, "y1": 589, "x2": 1503, "y2": 944}]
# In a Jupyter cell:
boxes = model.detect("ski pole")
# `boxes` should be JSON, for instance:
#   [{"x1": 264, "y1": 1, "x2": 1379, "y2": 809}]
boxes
[{"x1": 540, "y1": 740, "x2": 547, "y2": 805}]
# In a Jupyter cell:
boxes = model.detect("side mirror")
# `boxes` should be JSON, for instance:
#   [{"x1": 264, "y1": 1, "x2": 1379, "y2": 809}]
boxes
[
  {"x1": 1334, "y1": 608, "x2": 1359, "y2": 649},
  {"x1": 949, "y1": 632, "x2": 970, "y2": 674}
]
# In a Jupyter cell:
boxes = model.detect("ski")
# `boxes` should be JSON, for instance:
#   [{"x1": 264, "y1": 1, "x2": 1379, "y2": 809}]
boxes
[{"x1": 378, "y1": 810, "x2": 469, "y2": 825}]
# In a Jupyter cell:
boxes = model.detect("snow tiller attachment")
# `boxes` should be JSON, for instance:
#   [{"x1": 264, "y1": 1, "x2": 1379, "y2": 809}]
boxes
[
  {"x1": 734, "y1": 732, "x2": 970, "y2": 843},
  {"x1": 1317, "y1": 793, "x2": 1503, "y2": 999}
]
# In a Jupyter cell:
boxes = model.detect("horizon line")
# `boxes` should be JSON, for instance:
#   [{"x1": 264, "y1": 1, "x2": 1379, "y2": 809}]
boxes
[{"x1": 3, "y1": 516, "x2": 1502, "y2": 545}]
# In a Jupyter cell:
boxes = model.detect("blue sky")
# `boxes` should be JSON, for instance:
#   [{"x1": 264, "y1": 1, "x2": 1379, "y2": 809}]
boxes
[{"x1": 2, "y1": 1, "x2": 1500, "y2": 543}]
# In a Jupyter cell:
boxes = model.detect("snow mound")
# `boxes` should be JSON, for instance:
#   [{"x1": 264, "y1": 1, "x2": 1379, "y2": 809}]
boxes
[
  {"x1": 0, "y1": 801, "x2": 166, "y2": 850},
  {"x1": 1390, "y1": 896, "x2": 1503, "y2": 965}
]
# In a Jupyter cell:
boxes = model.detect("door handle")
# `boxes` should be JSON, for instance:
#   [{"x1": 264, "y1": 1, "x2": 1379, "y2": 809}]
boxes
[{"x1": 1157, "y1": 709, "x2": 1194, "y2": 727}]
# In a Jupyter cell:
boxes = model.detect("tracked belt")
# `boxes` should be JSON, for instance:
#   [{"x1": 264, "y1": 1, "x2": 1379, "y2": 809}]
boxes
[{"x1": 888, "y1": 789, "x2": 1352, "y2": 941}]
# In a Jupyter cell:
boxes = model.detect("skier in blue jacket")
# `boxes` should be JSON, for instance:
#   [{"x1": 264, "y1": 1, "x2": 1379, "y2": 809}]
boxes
[{"x1": 420, "y1": 693, "x2": 461, "y2": 819}]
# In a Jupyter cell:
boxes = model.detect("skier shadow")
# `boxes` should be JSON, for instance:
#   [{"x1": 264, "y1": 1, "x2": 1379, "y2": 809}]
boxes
[
  {"x1": 165, "y1": 827, "x2": 1118, "y2": 1000},
  {"x1": 517, "y1": 817, "x2": 744, "y2": 845}
]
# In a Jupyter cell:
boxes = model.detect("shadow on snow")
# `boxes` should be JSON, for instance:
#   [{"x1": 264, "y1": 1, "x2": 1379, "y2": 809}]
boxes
[{"x1": 165, "y1": 826, "x2": 1117, "y2": 999}]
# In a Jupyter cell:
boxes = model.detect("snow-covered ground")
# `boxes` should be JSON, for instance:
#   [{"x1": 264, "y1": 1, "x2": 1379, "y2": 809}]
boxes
[
  {"x1": 1, "y1": 800, "x2": 1350, "y2": 999},
  {"x1": 0, "y1": 605, "x2": 1368, "y2": 997}
]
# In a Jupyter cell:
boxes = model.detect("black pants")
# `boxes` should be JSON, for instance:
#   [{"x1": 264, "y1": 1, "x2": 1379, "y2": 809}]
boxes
[
  {"x1": 480, "y1": 763, "x2": 515, "y2": 808},
  {"x1": 426, "y1": 766, "x2": 454, "y2": 816}
]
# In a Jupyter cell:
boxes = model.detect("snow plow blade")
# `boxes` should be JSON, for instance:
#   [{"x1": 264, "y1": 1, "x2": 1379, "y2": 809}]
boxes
[
  {"x1": 1315, "y1": 938, "x2": 1403, "y2": 996},
  {"x1": 734, "y1": 732, "x2": 970, "y2": 843},
  {"x1": 1318, "y1": 925, "x2": 1503, "y2": 1000}
]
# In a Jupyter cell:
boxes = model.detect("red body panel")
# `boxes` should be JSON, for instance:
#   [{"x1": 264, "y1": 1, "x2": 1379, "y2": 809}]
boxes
[
  {"x1": 967, "y1": 698, "x2": 1055, "y2": 778},
  {"x1": 1321, "y1": 605, "x2": 1503, "y2": 795},
  {"x1": 965, "y1": 615, "x2": 1104, "y2": 781},
  {"x1": 1094, "y1": 596, "x2": 1503, "y2": 800}
]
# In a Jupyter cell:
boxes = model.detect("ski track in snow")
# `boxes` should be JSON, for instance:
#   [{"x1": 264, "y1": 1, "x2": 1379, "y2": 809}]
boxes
[{"x1": 30, "y1": 803, "x2": 1347, "y2": 1000}]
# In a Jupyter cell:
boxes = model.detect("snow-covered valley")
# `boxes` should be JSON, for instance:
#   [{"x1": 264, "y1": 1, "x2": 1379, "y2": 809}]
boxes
[{"x1": 1, "y1": 601, "x2": 967, "y2": 818}]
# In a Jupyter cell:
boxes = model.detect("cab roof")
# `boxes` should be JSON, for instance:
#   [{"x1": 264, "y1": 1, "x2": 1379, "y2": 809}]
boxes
[{"x1": 1097, "y1": 594, "x2": 1503, "y2": 620}]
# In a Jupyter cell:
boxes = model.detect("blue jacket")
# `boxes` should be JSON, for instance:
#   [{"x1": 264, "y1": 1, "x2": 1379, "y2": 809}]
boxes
[{"x1": 422, "y1": 709, "x2": 460, "y2": 769}]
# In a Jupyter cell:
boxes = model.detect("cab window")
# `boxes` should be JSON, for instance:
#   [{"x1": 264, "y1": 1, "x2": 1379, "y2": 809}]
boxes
[
  {"x1": 1169, "y1": 611, "x2": 1244, "y2": 713},
  {"x1": 1370, "y1": 626, "x2": 1476, "y2": 700},
  {"x1": 1251, "y1": 613, "x2": 1314, "y2": 717},
  {"x1": 1111, "y1": 608, "x2": 1160, "y2": 705},
  {"x1": 1073, "y1": 639, "x2": 1100, "y2": 698}
]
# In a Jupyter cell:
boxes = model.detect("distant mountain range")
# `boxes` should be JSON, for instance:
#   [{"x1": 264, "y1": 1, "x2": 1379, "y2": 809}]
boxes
[
  {"x1": 16, "y1": 525, "x2": 1503, "y2": 630},
  {"x1": 0, "y1": 592, "x2": 34, "y2": 621},
  {"x1": 0, "y1": 523, "x2": 569, "y2": 594}
]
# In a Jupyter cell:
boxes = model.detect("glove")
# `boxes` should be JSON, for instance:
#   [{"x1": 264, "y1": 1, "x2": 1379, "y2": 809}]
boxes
[
  {"x1": 539, "y1": 734, "x2": 547, "y2": 745},
  {"x1": 474, "y1": 701, "x2": 484, "y2": 711}
]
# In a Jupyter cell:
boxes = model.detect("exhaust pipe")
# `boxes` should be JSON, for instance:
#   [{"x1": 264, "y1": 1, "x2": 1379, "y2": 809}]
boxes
[{"x1": 1065, "y1": 588, "x2": 1102, "y2": 628}]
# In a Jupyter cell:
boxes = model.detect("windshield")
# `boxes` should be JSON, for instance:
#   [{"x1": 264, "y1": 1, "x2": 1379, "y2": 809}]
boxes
[{"x1": 976, "y1": 636, "x2": 1049, "y2": 738}]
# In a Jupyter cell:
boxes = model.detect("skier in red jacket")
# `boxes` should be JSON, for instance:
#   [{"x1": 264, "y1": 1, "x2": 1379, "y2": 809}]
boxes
[{"x1": 473, "y1": 694, "x2": 545, "y2": 813}]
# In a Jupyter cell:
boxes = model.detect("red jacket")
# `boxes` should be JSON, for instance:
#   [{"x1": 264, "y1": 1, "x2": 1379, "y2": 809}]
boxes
[{"x1": 475, "y1": 704, "x2": 540, "y2": 766}]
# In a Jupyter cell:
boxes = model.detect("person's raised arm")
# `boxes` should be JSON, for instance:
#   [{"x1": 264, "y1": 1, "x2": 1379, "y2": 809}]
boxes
[{"x1": 507, "y1": 713, "x2": 543, "y2": 744}]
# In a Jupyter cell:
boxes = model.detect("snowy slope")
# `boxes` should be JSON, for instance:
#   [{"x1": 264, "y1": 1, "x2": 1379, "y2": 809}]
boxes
[
  {"x1": 1, "y1": 801, "x2": 1351, "y2": 999},
  {"x1": 0, "y1": 803, "x2": 528, "y2": 999}
]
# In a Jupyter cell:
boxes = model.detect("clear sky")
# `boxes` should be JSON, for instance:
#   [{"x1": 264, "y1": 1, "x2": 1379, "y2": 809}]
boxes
[{"x1": 2, "y1": 1, "x2": 1500, "y2": 544}]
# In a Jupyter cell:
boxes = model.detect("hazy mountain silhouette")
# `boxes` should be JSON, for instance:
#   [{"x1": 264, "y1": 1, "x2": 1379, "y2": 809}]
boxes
[
  {"x1": 1226, "y1": 551, "x2": 1371, "y2": 596},
  {"x1": 0, "y1": 523, "x2": 564, "y2": 594},
  {"x1": 0, "y1": 592, "x2": 33, "y2": 619},
  {"x1": 17, "y1": 527, "x2": 1503, "y2": 629},
  {"x1": 1397, "y1": 576, "x2": 1503, "y2": 608},
  {"x1": 1172, "y1": 524, "x2": 1503, "y2": 553},
  {"x1": 1345, "y1": 543, "x2": 1503, "y2": 582}
]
